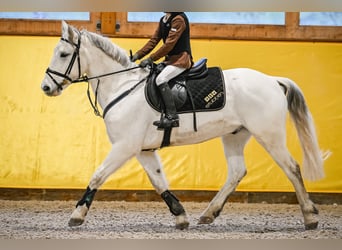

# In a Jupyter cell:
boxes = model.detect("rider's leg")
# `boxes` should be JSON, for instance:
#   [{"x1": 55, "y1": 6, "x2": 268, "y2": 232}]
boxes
[{"x1": 154, "y1": 65, "x2": 186, "y2": 129}]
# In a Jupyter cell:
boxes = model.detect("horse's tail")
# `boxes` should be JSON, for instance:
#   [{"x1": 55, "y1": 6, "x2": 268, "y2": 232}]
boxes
[{"x1": 276, "y1": 77, "x2": 330, "y2": 181}]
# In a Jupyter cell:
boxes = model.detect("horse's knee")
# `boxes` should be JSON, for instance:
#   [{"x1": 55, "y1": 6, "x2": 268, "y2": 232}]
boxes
[
  {"x1": 238, "y1": 169, "x2": 247, "y2": 181},
  {"x1": 229, "y1": 168, "x2": 247, "y2": 187}
]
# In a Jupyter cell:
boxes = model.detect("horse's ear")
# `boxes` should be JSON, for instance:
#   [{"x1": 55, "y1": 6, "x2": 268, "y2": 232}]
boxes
[
  {"x1": 61, "y1": 20, "x2": 77, "y2": 42},
  {"x1": 61, "y1": 20, "x2": 69, "y2": 37}
]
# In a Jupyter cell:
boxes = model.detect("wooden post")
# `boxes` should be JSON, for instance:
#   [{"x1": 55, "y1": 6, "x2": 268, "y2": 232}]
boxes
[{"x1": 101, "y1": 12, "x2": 116, "y2": 35}]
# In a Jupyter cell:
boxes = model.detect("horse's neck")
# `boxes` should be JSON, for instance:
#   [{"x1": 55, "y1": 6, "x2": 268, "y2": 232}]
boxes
[{"x1": 82, "y1": 37, "x2": 147, "y2": 109}]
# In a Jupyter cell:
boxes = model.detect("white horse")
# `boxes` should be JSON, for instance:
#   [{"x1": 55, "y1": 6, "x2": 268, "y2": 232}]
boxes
[{"x1": 41, "y1": 21, "x2": 326, "y2": 230}]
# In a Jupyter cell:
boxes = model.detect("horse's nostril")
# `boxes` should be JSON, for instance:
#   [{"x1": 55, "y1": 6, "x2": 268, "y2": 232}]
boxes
[{"x1": 42, "y1": 85, "x2": 50, "y2": 92}]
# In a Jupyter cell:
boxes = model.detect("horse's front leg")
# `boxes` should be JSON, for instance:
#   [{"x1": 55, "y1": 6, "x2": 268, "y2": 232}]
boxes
[
  {"x1": 136, "y1": 150, "x2": 189, "y2": 230},
  {"x1": 68, "y1": 143, "x2": 134, "y2": 227}
]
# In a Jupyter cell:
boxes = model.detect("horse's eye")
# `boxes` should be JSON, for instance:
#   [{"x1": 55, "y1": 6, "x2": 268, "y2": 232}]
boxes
[{"x1": 60, "y1": 52, "x2": 70, "y2": 58}]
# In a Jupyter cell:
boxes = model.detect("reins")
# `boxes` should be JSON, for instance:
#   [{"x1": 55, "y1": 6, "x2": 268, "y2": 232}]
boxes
[{"x1": 71, "y1": 66, "x2": 141, "y2": 84}]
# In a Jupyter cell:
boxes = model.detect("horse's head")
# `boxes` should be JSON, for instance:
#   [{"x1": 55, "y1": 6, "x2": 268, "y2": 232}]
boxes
[{"x1": 41, "y1": 21, "x2": 83, "y2": 96}]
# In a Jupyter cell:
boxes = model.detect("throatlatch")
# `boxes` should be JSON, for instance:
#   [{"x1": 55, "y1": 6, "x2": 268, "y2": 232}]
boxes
[
  {"x1": 161, "y1": 190, "x2": 185, "y2": 216},
  {"x1": 76, "y1": 186, "x2": 97, "y2": 208}
]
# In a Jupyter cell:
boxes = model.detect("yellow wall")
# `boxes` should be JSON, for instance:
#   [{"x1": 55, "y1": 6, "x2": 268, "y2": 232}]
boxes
[{"x1": 0, "y1": 36, "x2": 341, "y2": 192}]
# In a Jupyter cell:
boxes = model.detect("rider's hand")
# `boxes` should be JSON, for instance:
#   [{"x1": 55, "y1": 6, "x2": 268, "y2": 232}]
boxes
[
  {"x1": 131, "y1": 53, "x2": 139, "y2": 62},
  {"x1": 139, "y1": 57, "x2": 153, "y2": 68}
]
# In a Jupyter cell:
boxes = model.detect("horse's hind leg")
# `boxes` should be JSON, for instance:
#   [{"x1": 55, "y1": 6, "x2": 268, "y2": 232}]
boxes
[
  {"x1": 255, "y1": 134, "x2": 319, "y2": 230},
  {"x1": 199, "y1": 129, "x2": 250, "y2": 224},
  {"x1": 136, "y1": 151, "x2": 189, "y2": 230}
]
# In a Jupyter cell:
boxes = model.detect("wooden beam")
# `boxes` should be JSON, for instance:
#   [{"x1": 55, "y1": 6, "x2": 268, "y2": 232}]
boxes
[
  {"x1": 0, "y1": 13, "x2": 101, "y2": 36},
  {"x1": 0, "y1": 188, "x2": 341, "y2": 204},
  {"x1": 0, "y1": 12, "x2": 341, "y2": 42}
]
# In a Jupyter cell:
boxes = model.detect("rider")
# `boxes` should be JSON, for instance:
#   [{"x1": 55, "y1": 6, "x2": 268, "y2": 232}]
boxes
[{"x1": 131, "y1": 12, "x2": 193, "y2": 130}]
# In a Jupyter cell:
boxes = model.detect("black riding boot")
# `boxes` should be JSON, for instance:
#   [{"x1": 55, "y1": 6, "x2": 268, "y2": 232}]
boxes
[{"x1": 153, "y1": 82, "x2": 179, "y2": 130}]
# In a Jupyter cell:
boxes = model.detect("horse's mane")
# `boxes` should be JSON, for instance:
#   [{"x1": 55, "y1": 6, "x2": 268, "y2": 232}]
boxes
[{"x1": 83, "y1": 30, "x2": 135, "y2": 68}]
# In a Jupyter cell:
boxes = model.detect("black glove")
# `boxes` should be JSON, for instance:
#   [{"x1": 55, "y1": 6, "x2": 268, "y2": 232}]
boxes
[
  {"x1": 139, "y1": 57, "x2": 153, "y2": 68},
  {"x1": 131, "y1": 53, "x2": 139, "y2": 62},
  {"x1": 156, "y1": 62, "x2": 166, "y2": 73}
]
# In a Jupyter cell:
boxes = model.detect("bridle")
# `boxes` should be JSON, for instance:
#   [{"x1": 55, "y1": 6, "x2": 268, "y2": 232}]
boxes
[
  {"x1": 45, "y1": 36, "x2": 81, "y2": 91},
  {"x1": 44, "y1": 33, "x2": 145, "y2": 118}
]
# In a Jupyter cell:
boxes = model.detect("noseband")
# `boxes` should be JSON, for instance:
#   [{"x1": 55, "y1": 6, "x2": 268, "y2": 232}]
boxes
[{"x1": 45, "y1": 36, "x2": 81, "y2": 91}]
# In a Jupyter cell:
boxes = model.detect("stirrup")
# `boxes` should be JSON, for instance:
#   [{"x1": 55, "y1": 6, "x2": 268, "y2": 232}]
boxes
[{"x1": 153, "y1": 115, "x2": 179, "y2": 130}]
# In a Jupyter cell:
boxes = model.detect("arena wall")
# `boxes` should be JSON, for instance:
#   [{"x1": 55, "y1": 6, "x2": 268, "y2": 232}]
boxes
[{"x1": 0, "y1": 36, "x2": 341, "y2": 192}]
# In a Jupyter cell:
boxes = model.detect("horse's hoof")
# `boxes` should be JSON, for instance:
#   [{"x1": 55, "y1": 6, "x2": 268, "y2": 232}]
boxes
[
  {"x1": 68, "y1": 204, "x2": 88, "y2": 227},
  {"x1": 176, "y1": 221, "x2": 189, "y2": 230},
  {"x1": 68, "y1": 218, "x2": 84, "y2": 227},
  {"x1": 198, "y1": 216, "x2": 214, "y2": 224},
  {"x1": 305, "y1": 222, "x2": 318, "y2": 230},
  {"x1": 175, "y1": 213, "x2": 189, "y2": 230}
]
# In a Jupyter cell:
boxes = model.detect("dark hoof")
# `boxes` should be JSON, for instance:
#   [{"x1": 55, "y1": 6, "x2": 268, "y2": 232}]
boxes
[
  {"x1": 305, "y1": 222, "x2": 318, "y2": 230},
  {"x1": 198, "y1": 216, "x2": 214, "y2": 224},
  {"x1": 176, "y1": 221, "x2": 189, "y2": 230},
  {"x1": 68, "y1": 218, "x2": 84, "y2": 227}
]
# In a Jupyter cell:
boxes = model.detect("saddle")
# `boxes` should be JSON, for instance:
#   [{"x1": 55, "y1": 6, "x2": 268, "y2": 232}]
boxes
[
  {"x1": 145, "y1": 58, "x2": 226, "y2": 115},
  {"x1": 144, "y1": 58, "x2": 225, "y2": 149}
]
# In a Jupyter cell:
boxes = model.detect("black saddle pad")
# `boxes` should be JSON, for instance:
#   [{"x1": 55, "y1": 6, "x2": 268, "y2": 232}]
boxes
[{"x1": 145, "y1": 67, "x2": 225, "y2": 114}]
